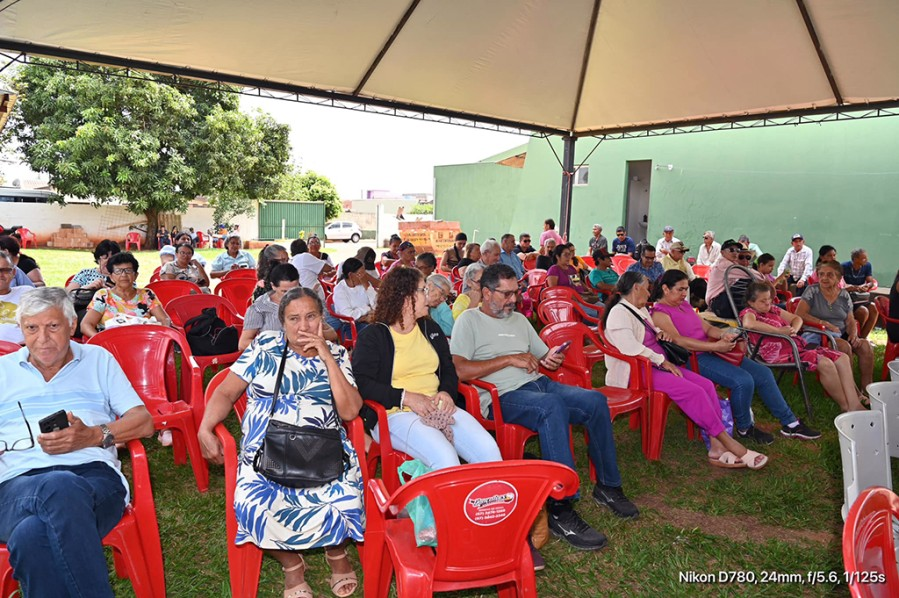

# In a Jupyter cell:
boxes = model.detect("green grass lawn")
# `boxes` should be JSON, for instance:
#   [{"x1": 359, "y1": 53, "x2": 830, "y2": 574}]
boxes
[{"x1": 20, "y1": 248, "x2": 896, "y2": 596}]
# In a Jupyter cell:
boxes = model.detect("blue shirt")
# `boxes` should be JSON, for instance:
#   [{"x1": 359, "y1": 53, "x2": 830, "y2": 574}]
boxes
[
  {"x1": 0, "y1": 342, "x2": 143, "y2": 501},
  {"x1": 612, "y1": 236, "x2": 636, "y2": 256},
  {"x1": 429, "y1": 302, "x2": 454, "y2": 337},
  {"x1": 211, "y1": 250, "x2": 256, "y2": 272},
  {"x1": 627, "y1": 260, "x2": 665, "y2": 283},
  {"x1": 12, "y1": 266, "x2": 34, "y2": 288},
  {"x1": 841, "y1": 261, "x2": 872, "y2": 286},
  {"x1": 499, "y1": 250, "x2": 525, "y2": 278}
]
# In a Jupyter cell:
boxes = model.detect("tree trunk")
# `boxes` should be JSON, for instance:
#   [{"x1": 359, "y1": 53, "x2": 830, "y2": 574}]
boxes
[{"x1": 144, "y1": 208, "x2": 159, "y2": 249}]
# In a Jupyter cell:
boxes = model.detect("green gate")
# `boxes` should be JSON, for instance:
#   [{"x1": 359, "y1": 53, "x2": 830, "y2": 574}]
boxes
[{"x1": 257, "y1": 201, "x2": 326, "y2": 241}]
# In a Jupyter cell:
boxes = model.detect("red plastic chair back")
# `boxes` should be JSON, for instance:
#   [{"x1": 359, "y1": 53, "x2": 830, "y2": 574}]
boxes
[
  {"x1": 326, "y1": 294, "x2": 358, "y2": 350},
  {"x1": 450, "y1": 265, "x2": 462, "y2": 283},
  {"x1": 842, "y1": 486, "x2": 899, "y2": 597},
  {"x1": 147, "y1": 279, "x2": 203, "y2": 308},
  {"x1": 579, "y1": 255, "x2": 595, "y2": 268},
  {"x1": 0, "y1": 440, "x2": 166, "y2": 598},
  {"x1": 0, "y1": 340, "x2": 21, "y2": 355},
  {"x1": 195, "y1": 231, "x2": 208, "y2": 248},
  {"x1": 692, "y1": 264, "x2": 710, "y2": 279},
  {"x1": 537, "y1": 297, "x2": 602, "y2": 327},
  {"x1": 214, "y1": 279, "x2": 256, "y2": 317},
  {"x1": 222, "y1": 268, "x2": 257, "y2": 281},
  {"x1": 319, "y1": 271, "x2": 338, "y2": 297},
  {"x1": 125, "y1": 231, "x2": 142, "y2": 251},
  {"x1": 65, "y1": 274, "x2": 76, "y2": 287},
  {"x1": 539, "y1": 285, "x2": 579, "y2": 303},
  {"x1": 17, "y1": 227, "x2": 35, "y2": 248},
  {"x1": 522, "y1": 253, "x2": 538, "y2": 271},
  {"x1": 525, "y1": 269, "x2": 548, "y2": 303},
  {"x1": 611, "y1": 254, "x2": 636, "y2": 274},
  {"x1": 364, "y1": 461, "x2": 579, "y2": 598},
  {"x1": 167, "y1": 294, "x2": 244, "y2": 330},
  {"x1": 874, "y1": 296, "x2": 899, "y2": 380},
  {"x1": 148, "y1": 266, "x2": 162, "y2": 284},
  {"x1": 786, "y1": 297, "x2": 802, "y2": 313}
]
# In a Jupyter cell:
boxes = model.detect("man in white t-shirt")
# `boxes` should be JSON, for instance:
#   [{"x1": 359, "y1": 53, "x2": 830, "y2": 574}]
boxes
[
  {"x1": 696, "y1": 230, "x2": 722, "y2": 266},
  {"x1": 655, "y1": 225, "x2": 681, "y2": 259},
  {"x1": 290, "y1": 246, "x2": 334, "y2": 300}
]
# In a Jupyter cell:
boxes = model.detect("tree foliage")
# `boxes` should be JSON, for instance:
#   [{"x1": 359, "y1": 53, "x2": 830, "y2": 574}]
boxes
[
  {"x1": 3, "y1": 59, "x2": 291, "y2": 241},
  {"x1": 275, "y1": 168, "x2": 342, "y2": 220}
]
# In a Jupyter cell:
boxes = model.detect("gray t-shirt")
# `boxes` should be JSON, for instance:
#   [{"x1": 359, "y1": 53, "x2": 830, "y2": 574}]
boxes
[
  {"x1": 802, "y1": 284, "x2": 853, "y2": 334},
  {"x1": 450, "y1": 309, "x2": 549, "y2": 416},
  {"x1": 244, "y1": 292, "x2": 281, "y2": 333}
]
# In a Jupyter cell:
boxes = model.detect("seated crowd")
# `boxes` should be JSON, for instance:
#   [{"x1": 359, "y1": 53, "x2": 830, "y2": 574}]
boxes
[{"x1": 0, "y1": 217, "x2": 895, "y2": 596}]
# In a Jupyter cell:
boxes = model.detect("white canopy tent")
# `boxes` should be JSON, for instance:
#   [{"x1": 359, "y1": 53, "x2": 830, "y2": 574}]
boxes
[{"x1": 2, "y1": 0, "x2": 898, "y2": 229}]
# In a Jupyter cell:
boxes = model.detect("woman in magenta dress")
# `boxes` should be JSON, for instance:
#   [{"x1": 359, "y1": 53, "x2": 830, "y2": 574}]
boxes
[{"x1": 740, "y1": 281, "x2": 864, "y2": 412}]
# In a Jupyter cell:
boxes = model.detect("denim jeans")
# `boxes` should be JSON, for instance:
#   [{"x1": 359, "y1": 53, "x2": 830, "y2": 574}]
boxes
[
  {"x1": 373, "y1": 409, "x2": 502, "y2": 471},
  {"x1": 498, "y1": 376, "x2": 622, "y2": 495},
  {"x1": 0, "y1": 461, "x2": 126, "y2": 598},
  {"x1": 695, "y1": 352, "x2": 797, "y2": 430}
]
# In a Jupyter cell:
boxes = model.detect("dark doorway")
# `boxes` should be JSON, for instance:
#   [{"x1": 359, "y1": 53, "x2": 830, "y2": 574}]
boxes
[{"x1": 624, "y1": 160, "x2": 652, "y2": 242}]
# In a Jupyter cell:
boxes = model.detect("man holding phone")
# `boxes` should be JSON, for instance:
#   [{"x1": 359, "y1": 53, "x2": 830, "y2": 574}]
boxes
[
  {"x1": 0, "y1": 287, "x2": 154, "y2": 597},
  {"x1": 451, "y1": 264, "x2": 638, "y2": 555}
]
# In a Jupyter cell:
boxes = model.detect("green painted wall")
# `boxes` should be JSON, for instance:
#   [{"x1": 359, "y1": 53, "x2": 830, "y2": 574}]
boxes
[{"x1": 435, "y1": 117, "x2": 899, "y2": 282}]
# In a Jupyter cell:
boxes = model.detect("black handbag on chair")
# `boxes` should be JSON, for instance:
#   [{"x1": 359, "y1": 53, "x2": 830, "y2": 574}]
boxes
[
  {"x1": 252, "y1": 341, "x2": 347, "y2": 489},
  {"x1": 620, "y1": 303, "x2": 691, "y2": 366}
]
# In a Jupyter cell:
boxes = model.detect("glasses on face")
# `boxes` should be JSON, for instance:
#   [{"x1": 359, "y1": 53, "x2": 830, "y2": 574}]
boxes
[
  {"x1": 1, "y1": 402, "x2": 35, "y2": 453},
  {"x1": 112, "y1": 268, "x2": 136, "y2": 276},
  {"x1": 617, "y1": 233, "x2": 626, "y2": 237},
  {"x1": 703, "y1": 236, "x2": 712, "y2": 240},
  {"x1": 416, "y1": 287, "x2": 426, "y2": 295},
  {"x1": 724, "y1": 248, "x2": 739, "y2": 254},
  {"x1": 0, "y1": 267, "x2": 12, "y2": 276},
  {"x1": 737, "y1": 255, "x2": 752, "y2": 262},
  {"x1": 521, "y1": 239, "x2": 531, "y2": 244},
  {"x1": 490, "y1": 288, "x2": 518, "y2": 300}
]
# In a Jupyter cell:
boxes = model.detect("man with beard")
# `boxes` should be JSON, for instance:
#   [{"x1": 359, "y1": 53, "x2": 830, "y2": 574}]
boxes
[{"x1": 450, "y1": 264, "x2": 637, "y2": 555}]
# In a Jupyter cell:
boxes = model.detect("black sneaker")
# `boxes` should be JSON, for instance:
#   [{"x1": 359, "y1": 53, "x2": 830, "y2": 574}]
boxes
[
  {"x1": 781, "y1": 420, "x2": 822, "y2": 440},
  {"x1": 736, "y1": 425, "x2": 774, "y2": 445},
  {"x1": 593, "y1": 485, "x2": 639, "y2": 520},
  {"x1": 527, "y1": 537, "x2": 545, "y2": 571},
  {"x1": 547, "y1": 505, "x2": 608, "y2": 551}
]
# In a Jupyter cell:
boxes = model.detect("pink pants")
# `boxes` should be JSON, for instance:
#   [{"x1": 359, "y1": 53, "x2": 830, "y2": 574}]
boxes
[{"x1": 651, "y1": 367, "x2": 725, "y2": 437}]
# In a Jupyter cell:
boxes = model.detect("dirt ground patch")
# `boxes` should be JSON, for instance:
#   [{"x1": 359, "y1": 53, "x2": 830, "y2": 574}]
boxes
[{"x1": 640, "y1": 495, "x2": 834, "y2": 545}]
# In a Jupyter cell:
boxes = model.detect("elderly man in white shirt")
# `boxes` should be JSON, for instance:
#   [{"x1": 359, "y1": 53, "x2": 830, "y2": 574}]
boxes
[
  {"x1": 655, "y1": 225, "x2": 681, "y2": 259},
  {"x1": 777, "y1": 233, "x2": 814, "y2": 290},
  {"x1": 696, "y1": 231, "x2": 722, "y2": 266}
]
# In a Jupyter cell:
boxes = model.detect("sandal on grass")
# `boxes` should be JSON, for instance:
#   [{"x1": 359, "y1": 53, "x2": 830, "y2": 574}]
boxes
[
  {"x1": 708, "y1": 451, "x2": 747, "y2": 469},
  {"x1": 325, "y1": 550, "x2": 358, "y2": 597},
  {"x1": 741, "y1": 449, "x2": 768, "y2": 470},
  {"x1": 283, "y1": 557, "x2": 313, "y2": 598}
]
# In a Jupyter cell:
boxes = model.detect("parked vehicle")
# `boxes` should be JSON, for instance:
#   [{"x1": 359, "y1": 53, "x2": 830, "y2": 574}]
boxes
[{"x1": 324, "y1": 220, "x2": 362, "y2": 243}]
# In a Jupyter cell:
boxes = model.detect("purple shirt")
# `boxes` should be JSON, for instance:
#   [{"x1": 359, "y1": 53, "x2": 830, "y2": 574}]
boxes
[
  {"x1": 547, "y1": 264, "x2": 587, "y2": 293},
  {"x1": 651, "y1": 302, "x2": 707, "y2": 348}
]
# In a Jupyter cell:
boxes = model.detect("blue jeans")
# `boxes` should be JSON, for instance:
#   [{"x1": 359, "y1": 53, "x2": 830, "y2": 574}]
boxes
[
  {"x1": 498, "y1": 376, "x2": 622, "y2": 495},
  {"x1": 373, "y1": 409, "x2": 502, "y2": 471},
  {"x1": 695, "y1": 352, "x2": 797, "y2": 430},
  {"x1": 0, "y1": 461, "x2": 126, "y2": 598}
]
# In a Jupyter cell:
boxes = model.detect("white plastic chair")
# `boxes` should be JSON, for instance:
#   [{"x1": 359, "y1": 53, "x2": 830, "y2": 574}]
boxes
[
  {"x1": 868, "y1": 382, "x2": 899, "y2": 460},
  {"x1": 835, "y1": 410, "x2": 892, "y2": 521},
  {"x1": 889, "y1": 360, "x2": 899, "y2": 382}
]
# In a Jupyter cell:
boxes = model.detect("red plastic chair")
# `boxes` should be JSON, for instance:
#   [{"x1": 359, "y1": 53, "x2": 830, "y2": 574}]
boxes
[
  {"x1": 595, "y1": 324, "x2": 696, "y2": 460},
  {"x1": 450, "y1": 265, "x2": 462, "y2": 284},
  {"x1": 579, "y1": 255, "x2": 595, "y2": 268},
  {"x1": 147, "y1": 279, "x2": 203, "y2": 308},
  {"x1": 691, "y1": 264, "x2": 710, "y2": 279},
  {"x1": 525, "y1": 269, "x2": 547, "y2": 304},
  {"x1": 537, "y1": 297, "x2": 601, "y2": 329},
  {"x1": 214, "y1": 279, "x2": 256, "y2": 317},
  {"x1": 522, "y1": 253, "x2": 538, "y2": 271},
  {"x1": 195, "y1": 231, "x2": 208, "y2": 248},
  {"x1": 363, "y1": 400, "x2": 413, "y2": 494},
  {"x1": 0, "y1": 340, "x2": 21, "y2": 355},
  {"x1": 326, "y1": 294, "x2": 358, "y2": 350},
  {"x1": 125, "y1": 231, "x2": 142, "y2": 251},
  {"x1": 148, "y1": 266, "x2": 162, "y2": 284},
  {"x1": 611, "y1": 254, "x2": 636, "y2": 275},
  {"x1": 874, "y1": 297, "x2": 899, "y2": 380},
  {"x1": 88, "y1": 326, "x2": 209, "y2": 492},
  {"x1": 0, "y1": 439, "x2": 166, "y2": 598},
  {"x1": 222, "y1": 268, "x2": 257, "y2": 281},
  {"x1": 205, "y1": 369, "x2": 369, "y2": 598},
  {"x1": 17, "y1": 227, "x2": 35, "y2": 249},
  {"x1": 167, "y1": 294, "x2": 245, "y2": 378},
  {"x1": 842, "y1": 486, "x2": 899, "y2": 597},
  {"x1": 376, "y1": 261, "x2": 389, "y2": 277},
  {"x1": 319, "y1": 271, "x2": 338, "y2": 298},
  {"x1": 364, "y1": 460, "x2": 579, "y2": 598}
]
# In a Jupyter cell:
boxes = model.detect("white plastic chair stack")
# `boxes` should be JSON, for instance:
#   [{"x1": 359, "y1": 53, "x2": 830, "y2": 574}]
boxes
[
  {"x1": 868, "y1": 382, "x2": 899, "y2": 460},
  {"x1": 835, "y1": 411, "x2": 892, "y2": 521},
  {"x1": 888, "y1": 360, "x2": 899, "y2": 382}
]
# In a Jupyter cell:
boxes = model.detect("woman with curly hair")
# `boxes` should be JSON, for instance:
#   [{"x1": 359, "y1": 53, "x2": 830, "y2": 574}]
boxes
[
  {"x1": 351, "y1": 267, "x2": 501, "y2": 471},
  {"x1": 252, "y1": 243, "x2": 289, "y2": 300}
]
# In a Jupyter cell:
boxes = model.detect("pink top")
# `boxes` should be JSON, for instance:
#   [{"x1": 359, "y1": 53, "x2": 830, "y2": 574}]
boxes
[
  {"x1": 547, "y1": 264, "x2": 587, "y2": 293},
  {"x1": 705, "y1": 258, "x2": 762, "y2": 303},
  {"x1": 651, "y1": 301, "x2": 707, "y2": 346},
  {"x1": 539, "y1": 229, "x2": 563, "y2": 248}
]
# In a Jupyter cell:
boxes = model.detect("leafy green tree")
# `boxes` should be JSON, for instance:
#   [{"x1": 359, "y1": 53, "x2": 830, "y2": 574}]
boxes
[
  {"x1": 275, "y1": 168, "x2": 342, "y2": 220},
  {"x1": 3, "y1": 59, "x2": 290, "y2": 243}
]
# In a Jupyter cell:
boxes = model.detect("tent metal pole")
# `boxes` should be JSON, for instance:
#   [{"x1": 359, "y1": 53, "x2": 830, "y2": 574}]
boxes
[{"x1": 559, "y1": 136, "x2": 575, "y2": 239}]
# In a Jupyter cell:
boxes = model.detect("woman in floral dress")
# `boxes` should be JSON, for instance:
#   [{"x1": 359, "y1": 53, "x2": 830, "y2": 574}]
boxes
[
  {"x1": 198, "y1": 287, "x2": 364, "y2": 598},
  {"x1": 740, "y1": 281, "x2": 864, "y2": 412}
]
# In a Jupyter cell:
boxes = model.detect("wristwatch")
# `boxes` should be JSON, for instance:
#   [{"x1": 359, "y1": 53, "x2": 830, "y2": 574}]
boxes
[{"x1": 99, "y1": 424, "x2": 116, "y2": 449}]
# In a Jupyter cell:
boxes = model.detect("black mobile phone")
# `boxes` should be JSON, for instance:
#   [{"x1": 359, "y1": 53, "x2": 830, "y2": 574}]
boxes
[
  {"x1": 38, "y1": 410, "x2": 70, "y2": 434},
  {"x1": 555, "y1": 340, "x2": 573, "y2": 354}
]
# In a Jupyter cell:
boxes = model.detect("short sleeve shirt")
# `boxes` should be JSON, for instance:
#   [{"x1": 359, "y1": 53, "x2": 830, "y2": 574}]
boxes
[
  {"x1": 161, "y1": 261, "x2": 203, "y2": 285},
  {"x1": 90, "y1": 288, "x2": 163, "y2": 328},
  {"x1": 72, "y1": 267, "x2": 107, "y2": 287},
  {"x1": 841, "y1": 261, "x2": 873, "y2": 286},
  {"x1": 0, "y1": 286, "x2": 34, "y2": 344},
  {"x1": 588, "y1": 268, "x2": 619, "y2": 299},
  {"x1": 801, "y1": 284, "x2": 853, "y2": 333},
  {"x1": 211, "y1": 250, "x2": 256, "y2": 272},
  {"x1": 450, "y1": 310, "x2": 548, "y2": 416},
  {"x1": 243, "y1": 292, "x2": 281, "y2": 333}
]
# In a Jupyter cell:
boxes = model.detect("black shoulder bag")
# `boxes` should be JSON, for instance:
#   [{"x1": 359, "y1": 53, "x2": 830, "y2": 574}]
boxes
[
  {"x1": 252, "y1": 341, "x2": 347, "y2": 488},
  {"x1": 619, "y1": 303, "x2": 690, "y2": 366}
]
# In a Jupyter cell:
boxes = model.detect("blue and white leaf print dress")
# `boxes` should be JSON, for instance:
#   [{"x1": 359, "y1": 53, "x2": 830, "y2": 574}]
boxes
[{"x1": 231, "y1": 331, "x2": 365, "y2": 550}]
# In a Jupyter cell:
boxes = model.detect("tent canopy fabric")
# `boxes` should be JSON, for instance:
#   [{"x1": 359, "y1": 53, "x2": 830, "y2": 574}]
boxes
[{"x1": 1, "y1": 0, "x2": 898, "y2": 136}]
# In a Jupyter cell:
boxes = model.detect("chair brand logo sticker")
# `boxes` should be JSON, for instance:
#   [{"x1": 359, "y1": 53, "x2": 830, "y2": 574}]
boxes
[{"x1": 464, "y1": 480, "x2": 518, "y2": 526}]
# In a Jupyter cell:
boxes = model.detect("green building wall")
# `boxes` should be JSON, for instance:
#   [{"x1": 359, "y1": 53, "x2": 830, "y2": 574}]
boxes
[{"x1": 435, "y1": 117, "x2": 899, "y2": 282}]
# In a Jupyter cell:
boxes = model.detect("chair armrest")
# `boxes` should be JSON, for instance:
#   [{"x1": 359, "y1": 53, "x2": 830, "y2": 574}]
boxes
[
  {"x1": 126, "y1": 439, "x2": 154, "y2": 513},
  {"x1": 540, "y1": 361, "x2": 590, "y2": 388},
  {"x1": 465, "y1": 379, "x2": 506, "y2": 427}
]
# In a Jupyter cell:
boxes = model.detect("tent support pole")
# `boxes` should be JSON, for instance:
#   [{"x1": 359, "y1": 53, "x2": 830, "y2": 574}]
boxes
[{"x1": 559, "y1": 135, "x2": 576, "y2": 239}]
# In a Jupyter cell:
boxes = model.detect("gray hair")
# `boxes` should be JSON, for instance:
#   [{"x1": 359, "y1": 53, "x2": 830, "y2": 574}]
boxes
[
  {"x1": 426, "y1": 273, "x2": 452, "y2": 295},
  {"x1": 481, "y1": 239, "x2": 500, "y2": 255},
  {"x1": 277, "y1": 287, "x2": 324, "y2": 324},
  {"x1": 16, "y1": 287, "x2": 76, "y2": 325},
  {"x1": 0, "y1": 250, "x2": 12, "y2": 268},
  {"x1": 703, "y1": 230, "x2": 715, "y2": 239},
  {"x1": 850, "y1": 247, "x2": 866, "y2": 260},
  {"x1": 462, "y1": 262, "x2": 486, "y2": 293}
]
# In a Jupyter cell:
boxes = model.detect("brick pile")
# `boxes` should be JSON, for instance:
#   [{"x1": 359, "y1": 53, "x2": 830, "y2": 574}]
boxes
[{"x1": 46, "y1": 224, "x2": 93, "y2": 249}]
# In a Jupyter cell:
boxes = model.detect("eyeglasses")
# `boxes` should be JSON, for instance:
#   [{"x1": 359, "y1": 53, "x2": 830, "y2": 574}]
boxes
[
  {"x1": 724, "y1": 248, "x2": 739, "y2": 254},
  {"x1": 1, "y1": 402, "x2": 35, "y2": 453},
  {"x1": 416, "y1": 287, "x2": 427, "y2": 294},
  {"x1": 737, "y1": 255, "x2": 752, "y2": 261},
  {"x1": 112, "y1": 268, "x2": 136, "y2": 275},
  {"x1": 0, "y1": 267, "x2": 12, "y2": 276},
  {"x1": 521, "y1": 239, "x2": 531, "y2": 244},
  {"x1": 490, "y1": 288, "x2": 518, "y2": 299}
]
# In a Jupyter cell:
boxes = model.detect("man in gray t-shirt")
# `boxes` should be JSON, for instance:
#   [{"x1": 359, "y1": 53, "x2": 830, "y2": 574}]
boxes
[{"x1": 451, "y1": 264, "x2": 638, "y2": 553}]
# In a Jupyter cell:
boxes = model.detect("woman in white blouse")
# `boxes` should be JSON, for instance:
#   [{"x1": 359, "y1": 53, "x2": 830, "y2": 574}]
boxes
[{"x1": 333, "y1": 258, "x2": 377, "y2": 335}]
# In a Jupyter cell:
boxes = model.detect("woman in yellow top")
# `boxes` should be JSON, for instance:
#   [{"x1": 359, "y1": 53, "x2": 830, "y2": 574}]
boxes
[
  {"x1": 351, "y1": 267, "x2": 501, "y2": 470},
  {"x1": 451, "y1": 262, "x2": 485, "y2": 320}
]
